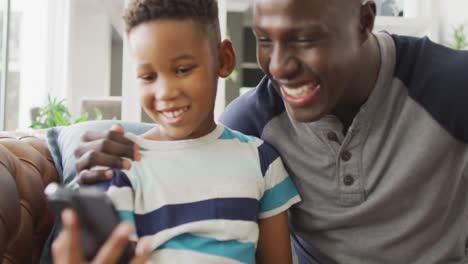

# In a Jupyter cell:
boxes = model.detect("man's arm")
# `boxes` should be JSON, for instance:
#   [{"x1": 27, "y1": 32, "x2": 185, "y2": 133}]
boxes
[
  {"x1": 256, "y1": 211, "x2": 292, "y2": 264},
  {"x1": 74, "y1": 124, "x2": 140, "y2": 185}
]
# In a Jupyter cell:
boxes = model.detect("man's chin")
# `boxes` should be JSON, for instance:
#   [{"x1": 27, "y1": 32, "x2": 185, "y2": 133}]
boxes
[{"x1": 287, "y1": 105, "x2": 325, "y2": 123}]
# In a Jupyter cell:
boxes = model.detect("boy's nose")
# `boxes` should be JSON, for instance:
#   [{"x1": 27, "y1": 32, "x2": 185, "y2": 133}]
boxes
[{"x1": 152, "y1": 79, "x2": 181, "y2": 101}]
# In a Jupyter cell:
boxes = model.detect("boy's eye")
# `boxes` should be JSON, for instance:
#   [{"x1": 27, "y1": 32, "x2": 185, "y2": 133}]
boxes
[
  {"x1": 139, "y1": 73, "x2": 157, "y2": 82},
  {"x1": 175, "y1": 66, "x2": 192, "y2": 75}
]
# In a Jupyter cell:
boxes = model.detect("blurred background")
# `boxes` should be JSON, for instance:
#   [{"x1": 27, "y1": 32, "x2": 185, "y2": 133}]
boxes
[{"x1": 0, "y1": 0, "x2": 467, "y2": 130}]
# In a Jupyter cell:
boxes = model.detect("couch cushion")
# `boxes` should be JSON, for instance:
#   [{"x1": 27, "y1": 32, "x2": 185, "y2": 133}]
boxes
[{"x1": 46, "y1": 120, "x2": 154, "y2": 188}]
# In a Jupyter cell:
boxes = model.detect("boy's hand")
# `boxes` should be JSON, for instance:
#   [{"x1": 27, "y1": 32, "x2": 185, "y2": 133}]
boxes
[
  {"x1": 52, "y1": 209, "x2": 152, "y2": 264},
  {"x1": 75, "y1": 124, "x2": 140, "y2": 185}
]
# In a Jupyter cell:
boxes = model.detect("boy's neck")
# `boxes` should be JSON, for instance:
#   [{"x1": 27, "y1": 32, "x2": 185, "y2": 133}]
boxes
[{"x1": 142, "y1": 122, "x2": 218, "y2": 141}]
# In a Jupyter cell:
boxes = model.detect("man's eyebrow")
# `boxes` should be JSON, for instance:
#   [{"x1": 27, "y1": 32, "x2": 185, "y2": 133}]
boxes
[{"x1": 253, "y1": 24, "x2": 328, "y2": 34}]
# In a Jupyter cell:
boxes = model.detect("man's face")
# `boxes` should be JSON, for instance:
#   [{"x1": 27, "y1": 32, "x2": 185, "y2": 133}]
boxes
[
  {"x1": 128, "y1": 19, "x2": 219, "y2": 140},
  {"x1": 254, "y1": 0, "x2": 364, "y2": 122}
]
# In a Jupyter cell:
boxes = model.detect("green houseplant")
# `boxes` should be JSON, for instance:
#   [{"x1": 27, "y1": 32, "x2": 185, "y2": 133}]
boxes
[
  {"x1": 451, "y1": 24, "x2": 468, "y2": 50},
  {"x1": 30, "y1": 95, "x2": 102, "y2": 129}
]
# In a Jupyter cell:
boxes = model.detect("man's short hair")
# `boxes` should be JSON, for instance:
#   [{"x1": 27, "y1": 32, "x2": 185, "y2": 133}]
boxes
[{"x1": 123, "y1": 0, "x2": 221, "y2": 44}]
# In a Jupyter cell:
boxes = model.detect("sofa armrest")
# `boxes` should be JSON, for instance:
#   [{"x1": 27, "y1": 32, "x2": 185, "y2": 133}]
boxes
[{"x1": 0, "y1": 132, "x2": 59, "y2": 264}]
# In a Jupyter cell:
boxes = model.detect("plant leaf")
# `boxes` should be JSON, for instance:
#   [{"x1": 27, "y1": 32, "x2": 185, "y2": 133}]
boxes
[
  {"x1": 74, "y1": 113, "x2": 89, "y2": 124},
  {"x1": 94, "y1": 107, "x2": 103, "y2": 120},
  {"x1": 30, "y1": 121, "x2": 46, "y2": 129}
]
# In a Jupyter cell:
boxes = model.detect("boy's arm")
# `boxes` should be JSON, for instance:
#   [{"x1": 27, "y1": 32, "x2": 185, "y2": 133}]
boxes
[
  {"x1": 255, "y1": 141, "x2": 301, "y2": 264},
  {"x1": 256, "y1": 211, "x2": 292, "y2": 264},
  {"x1": 106, "y1": 169, "x2": 139, "y2": 242}
]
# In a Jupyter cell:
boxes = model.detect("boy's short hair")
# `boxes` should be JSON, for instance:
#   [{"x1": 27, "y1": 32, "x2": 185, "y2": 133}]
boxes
[{"x1": 123, "y1": 0, "x2": 221, "y2": 45}]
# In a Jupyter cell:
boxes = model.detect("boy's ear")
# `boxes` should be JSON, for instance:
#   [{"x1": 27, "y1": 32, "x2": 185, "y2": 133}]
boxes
[
  {"x1": 359, "y1": 1, "x2": 376, "y2": 42},
  {"x1": 218, "y1": 39, "x2": 236, "y2": 78}
]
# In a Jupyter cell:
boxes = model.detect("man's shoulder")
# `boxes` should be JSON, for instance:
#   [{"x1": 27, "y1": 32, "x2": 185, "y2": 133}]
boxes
[
  {"x1": 392, "y1": 34, "x2": 468, "y2": 84},
  {"x1": 219, "y1": 76, "x2": 285, "y2": 138},
  {"x1": 391, "y1": 34, "x2": 468, "y2": 142}
]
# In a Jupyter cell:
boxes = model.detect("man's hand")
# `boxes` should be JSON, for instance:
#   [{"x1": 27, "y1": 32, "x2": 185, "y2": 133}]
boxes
[
  {"x1": 75, "y1": 124, "x2": 140, "y2": 185},
  {"x1": 52, "y1": 209, "x2": 152, "y2": 264}
]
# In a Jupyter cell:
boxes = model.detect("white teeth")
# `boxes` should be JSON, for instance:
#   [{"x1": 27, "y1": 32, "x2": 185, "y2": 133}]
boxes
[
  {"x1": 282, "y1": 85, "x2": 313, "y2": 98},
  {"x1": 161, "y1": 106, "x2": 189, "y2": 119}
]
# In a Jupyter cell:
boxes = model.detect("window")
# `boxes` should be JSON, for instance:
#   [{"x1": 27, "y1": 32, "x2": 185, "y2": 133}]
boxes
[
  {"x1": 0, "y1": 0, "x2": 123, "y2": 130},
  {"x1": 0, "y1": 0, "x2": 21, "y2": 130}
]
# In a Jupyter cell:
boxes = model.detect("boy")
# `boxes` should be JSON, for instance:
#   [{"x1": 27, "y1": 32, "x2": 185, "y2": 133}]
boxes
[{"x1": 54, "y1": 0, "x2": 301, "y2": 263}]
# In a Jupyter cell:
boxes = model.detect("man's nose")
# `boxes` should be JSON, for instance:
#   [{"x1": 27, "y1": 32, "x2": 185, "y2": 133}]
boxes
[{"x1": 269, "y1": 44, "x2": 299, "y2": 81}]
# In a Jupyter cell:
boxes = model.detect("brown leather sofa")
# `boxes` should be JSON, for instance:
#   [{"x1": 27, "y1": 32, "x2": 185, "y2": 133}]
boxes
[{"x1": 0, "y1": 131, "x2": 59, "y2": 263}]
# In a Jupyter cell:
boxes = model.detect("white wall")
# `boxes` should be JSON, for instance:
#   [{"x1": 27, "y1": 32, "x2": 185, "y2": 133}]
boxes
[
  {"x1": 66, "y1": 0, "x2": 112, "y2": 118},
  {"x1": 18, "y1": 0, "x2": 113, "y2": 128},
  {"x1": 439, "y1": 0, "x2": 468, "y2": 47},
  {"x1": 18, "y1": 0, "x2": 49, "y2": 128}
]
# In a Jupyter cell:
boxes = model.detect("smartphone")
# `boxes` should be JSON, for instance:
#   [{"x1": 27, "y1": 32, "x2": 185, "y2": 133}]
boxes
[{"x1": 45, "y1": 183, "x2": 134, "y2": 263}]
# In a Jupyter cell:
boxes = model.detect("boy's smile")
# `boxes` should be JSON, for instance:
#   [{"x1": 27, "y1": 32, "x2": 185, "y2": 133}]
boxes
[
  {"x1": 127, "y1": 19, "x2": 234, "y2": 141},
  {"x1": 157, "y1": 105, "x2": 191, "y2": 125}
]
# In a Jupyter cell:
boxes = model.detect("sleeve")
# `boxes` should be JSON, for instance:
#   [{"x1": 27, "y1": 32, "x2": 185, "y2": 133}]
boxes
[
  {"x1": 219, "y1": 76, "x2": 285, "y2": 139},
  {"x1": 392, "y1": 35, "x2": 468, "y2": 143},
  {"x1": 257, "y1": 142, "x2": 301, "y2": 219},
  {"x1": 106, "y1": 169, "x2": 138, "y2": 241}
]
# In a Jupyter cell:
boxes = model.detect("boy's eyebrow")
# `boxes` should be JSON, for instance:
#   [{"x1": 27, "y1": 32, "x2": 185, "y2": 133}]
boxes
[
  {"x1": 136, "y1": 55, "x2": 195, "y2": 70},
  {"x1": 136, "y1": 64, "x2": 152, "y2": 71},
  {"x1": 172, "y1": 54, "x2": 195, "y2": 62}
]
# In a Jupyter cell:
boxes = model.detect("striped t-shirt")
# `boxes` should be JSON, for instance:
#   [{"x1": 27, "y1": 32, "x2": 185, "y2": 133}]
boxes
[{"x1": 101, "y1": 125, "x2": 301, "y2": 263}]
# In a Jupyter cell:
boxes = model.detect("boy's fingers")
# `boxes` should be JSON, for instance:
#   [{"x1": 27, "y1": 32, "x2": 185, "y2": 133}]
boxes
[
  {"x1": 52, "y1": 209, "x2": 83, "y2": 263},
  {"x1": 51, "y1": 231, "x2": 66, "y2": 260},
  {"x1": 92, "y1": 223, "x2": 133, "y2": 264},
  {"x1": 61, "y1": 209, "x2": 81, "y2": 248},
  {"x1": 131, "y1": 239, "x2": 153, "y2": 264},
  {"x1": 110, "y1": 124, "x2": 125, "y2": 134}
]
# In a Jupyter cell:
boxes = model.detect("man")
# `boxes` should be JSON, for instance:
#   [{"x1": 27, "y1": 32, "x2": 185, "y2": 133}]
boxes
[{"x1": 69, "y1": 0, "x2": 468, "y2": 263}]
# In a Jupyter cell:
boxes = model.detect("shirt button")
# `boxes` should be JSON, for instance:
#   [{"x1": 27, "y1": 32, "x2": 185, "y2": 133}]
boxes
[
  {"x1": 327, "y1": 132, "x2": 338, "y2": 142},
  {"x1": 343, "y1": 175, "x2": 355, "y2": 186},
  {"x1": 341, "y1": 151, "x2": 352, "y2": 162}
]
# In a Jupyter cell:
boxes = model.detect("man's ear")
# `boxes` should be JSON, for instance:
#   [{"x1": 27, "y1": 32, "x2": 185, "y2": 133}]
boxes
[
  {"x1": 218, "y1": 39, "x2": 237, "y2": 78},
  {"x1": 359, "y1": 1, "x2": 377, "y2": 39}
]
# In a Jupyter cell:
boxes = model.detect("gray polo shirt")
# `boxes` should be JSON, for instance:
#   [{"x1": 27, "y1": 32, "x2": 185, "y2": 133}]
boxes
[{"x1": 220, "y1": 33, "x2": 468, "y2": 263}]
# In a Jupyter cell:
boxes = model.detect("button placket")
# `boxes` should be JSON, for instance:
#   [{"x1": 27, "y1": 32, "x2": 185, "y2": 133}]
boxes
[
  {"x1": 340, "y1": 151, "x2": 352, "y2": 162},
  {"x1": 327, "y1": 131, "x2": 339, "y2": 142},
  {"x1": 337, "y1": 142, "x2": 364, "y2": 206},
  {"x1": 343, "y1": 175, "x2": 355, "y2": 186}
]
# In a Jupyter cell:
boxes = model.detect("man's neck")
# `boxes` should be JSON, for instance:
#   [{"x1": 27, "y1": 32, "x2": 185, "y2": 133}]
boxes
[{"x1": 335, "y1": 33, "x2": 381, "y2": 133}]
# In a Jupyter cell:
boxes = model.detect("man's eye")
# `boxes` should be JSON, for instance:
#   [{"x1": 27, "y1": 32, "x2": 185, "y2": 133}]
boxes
[
  {"x1": 295, "y1": 35, "x2": 324, "y2": 46},
  {"x1": 297, "y1": 38, "x2": 312, "y2": 43},
  {"x1": 256, "y1": 37, "x2": 272, "y2": 45}
]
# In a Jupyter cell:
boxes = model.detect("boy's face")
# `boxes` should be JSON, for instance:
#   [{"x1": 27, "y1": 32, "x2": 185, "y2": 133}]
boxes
[
  {"x1": 253, "y1": 0, "x2": 368, "y2": 122},
  {"x1": 128, "y1": 19, "x2": 233, "y2": 140}
]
